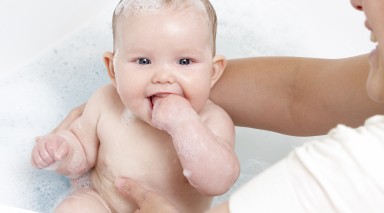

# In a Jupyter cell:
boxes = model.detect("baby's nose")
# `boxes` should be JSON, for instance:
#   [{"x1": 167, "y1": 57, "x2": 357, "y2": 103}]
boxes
[{"x1": 152, "y1": 68, "x2": 176, "y2": 84}]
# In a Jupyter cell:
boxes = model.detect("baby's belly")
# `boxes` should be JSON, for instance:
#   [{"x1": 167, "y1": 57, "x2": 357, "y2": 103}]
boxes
[
  {"x1": 89, "y1": 167, "x2": 212, "y2": 213},
  {"x1": 90, "y1": 140, "x2": 211, "y2": 211}
]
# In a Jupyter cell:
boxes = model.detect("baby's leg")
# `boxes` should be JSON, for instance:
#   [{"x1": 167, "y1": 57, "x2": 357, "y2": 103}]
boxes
[{"x1": 55, "y1": 189, "x2": 111, "y2": 213}]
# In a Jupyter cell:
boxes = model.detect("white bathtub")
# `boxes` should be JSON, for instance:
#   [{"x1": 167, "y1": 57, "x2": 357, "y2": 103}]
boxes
[{"x1": 0, "y1": 0, "x2": 373, "y2": 212}]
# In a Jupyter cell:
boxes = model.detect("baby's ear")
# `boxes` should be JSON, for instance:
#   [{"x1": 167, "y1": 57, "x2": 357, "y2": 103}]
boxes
[
  {"x1": 103, "y1": 51, "x2": 117, "y2": 87},
  {"x1": 211, "y1": 55, "x2": 227, "y2": 87}
]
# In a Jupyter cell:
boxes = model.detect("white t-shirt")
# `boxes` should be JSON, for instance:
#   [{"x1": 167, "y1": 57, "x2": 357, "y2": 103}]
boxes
[{"x1": 229, "y1": 115, "x2": 384, "y2": 213}]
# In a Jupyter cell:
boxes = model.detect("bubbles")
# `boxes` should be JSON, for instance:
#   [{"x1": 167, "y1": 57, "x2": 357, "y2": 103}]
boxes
[
  {"x1": 114, "y1": 0, "x2": 205, "y2": 17},
  {"x1": 0, "y1": 127, "x2": 70, "y2": 212},
  {"x1": 122, "y1": 108, "x2": 136, "y2": 124},
  {"x1": 0, "y1": 7, "x2": 112, "y2": 212},
  {"x1": 175, "y1": 132, "x2": 203, "y2": 161},
  {"x1": 28, "y1": 170, "x2": 71, "y2": 213},
  {"x1": 71, "y1": 173, "x2": 91, "y2": 190},
  {"x1": 44, "y1": 161, "x2": 61, "y2": 171},
  {"x1": 115, "y1": 0, "x2": 162, "y2": 16},
  {"x1": 183, "y1": 169, "x2": 192, "y2": 178}
]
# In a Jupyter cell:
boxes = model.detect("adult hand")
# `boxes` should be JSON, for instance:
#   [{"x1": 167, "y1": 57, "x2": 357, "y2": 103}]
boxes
[{"x1": 115, "y1": 178, "x2": 180, "y2": 213}]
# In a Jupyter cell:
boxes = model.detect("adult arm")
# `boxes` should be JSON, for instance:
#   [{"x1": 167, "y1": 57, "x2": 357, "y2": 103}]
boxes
[{"x1": 211, "y1": 54, "x2": 384, "y2": 136}]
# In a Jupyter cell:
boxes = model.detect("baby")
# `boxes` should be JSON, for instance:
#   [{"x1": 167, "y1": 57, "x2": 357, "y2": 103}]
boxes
[{"x1": 31, "y1": 0, "x2": 240, "y2": 212}]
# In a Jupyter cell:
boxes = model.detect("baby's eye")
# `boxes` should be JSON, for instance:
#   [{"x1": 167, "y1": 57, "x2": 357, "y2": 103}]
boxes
[
  {"x1": 178, "y1": 58, "x2": 191, "y2": 65},
  {"x1": 137, "y1": 58, "x2": 151, "y2": 65}
]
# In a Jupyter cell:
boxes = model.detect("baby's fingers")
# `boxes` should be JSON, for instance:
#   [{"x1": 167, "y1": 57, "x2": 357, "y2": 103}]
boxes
[
  {"x1": 31, "y1": 134, "x2": 69, "y2": 169},
  {"x1": 31, "y1": 144, "x2": 51, "y2": 169},
  {"x1": 38, "y1": 137, "x2": 56, "y2": 162}
]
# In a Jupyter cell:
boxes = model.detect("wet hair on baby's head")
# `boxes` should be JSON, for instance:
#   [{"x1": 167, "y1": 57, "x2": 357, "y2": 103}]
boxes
[
  {"x1": 115, "y1": 0, "x2": 162, "y2": 16},
  {"x1": 114, "y1": 0, "x2": 208, "y2": 16},
  {"x1": 111, "y1": 0, "x2": 217, "y2": 54}
]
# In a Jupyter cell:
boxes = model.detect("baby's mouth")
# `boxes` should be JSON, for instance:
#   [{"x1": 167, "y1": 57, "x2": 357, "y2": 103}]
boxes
[
  {"x1": 148, "y1": 94, "x2": 162, "y2": 109},
  {"x1": 149, "y1": 95, "x2": 155, "y2": 109},
  {"x1": 148, "y1": 93, "x2": 171, "y2": 109}
]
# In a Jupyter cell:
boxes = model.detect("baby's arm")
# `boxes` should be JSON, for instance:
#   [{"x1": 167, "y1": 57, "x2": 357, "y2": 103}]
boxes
[
  {"x1": 31, "y1": 87, "x2": 105, "y2": 178},
  {"x1": 152, "y1": 95, "x2": 239, "y2": 196}
]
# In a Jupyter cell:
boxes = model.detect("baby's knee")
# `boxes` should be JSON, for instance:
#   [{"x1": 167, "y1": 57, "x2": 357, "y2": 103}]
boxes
[{"x1": 55, "y1": 189, "x2": 110, "y2": 213}]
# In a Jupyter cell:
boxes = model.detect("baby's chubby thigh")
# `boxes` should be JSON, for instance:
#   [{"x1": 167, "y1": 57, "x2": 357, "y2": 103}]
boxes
[{"x1": 55, "y1": 189, "x2": 111, "y2": 213}]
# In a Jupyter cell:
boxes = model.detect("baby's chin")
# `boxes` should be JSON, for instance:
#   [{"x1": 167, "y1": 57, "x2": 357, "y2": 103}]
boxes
[{"x1": 121, "y1": 107, "x2": 153, "y2": 126}]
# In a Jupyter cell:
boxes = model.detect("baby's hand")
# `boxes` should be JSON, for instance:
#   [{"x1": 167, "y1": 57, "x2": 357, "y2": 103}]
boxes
[
  {"x1": 31, "y1": 134, "x2": 69, "y2": 169},
  {"x1": 151, "y1": 94, "x2": 196, "y2": 132}
]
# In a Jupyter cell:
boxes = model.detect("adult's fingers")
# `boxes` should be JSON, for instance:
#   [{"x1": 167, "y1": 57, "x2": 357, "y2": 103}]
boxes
[
  {"x1": 115, "y1": 178, "x2": 154, "y2": 206},
  {"x1": 115, "y1": 178, "x2": 179, "y2": 213}
]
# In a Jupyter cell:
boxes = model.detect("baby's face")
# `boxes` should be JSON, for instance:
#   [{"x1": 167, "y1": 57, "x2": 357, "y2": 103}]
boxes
[
  {"x1": 112, "y1": 6, "x2": 215, "y2": 123},
  {"x1": 351, "y1": 0, "x2": 384, "y2": 102}
]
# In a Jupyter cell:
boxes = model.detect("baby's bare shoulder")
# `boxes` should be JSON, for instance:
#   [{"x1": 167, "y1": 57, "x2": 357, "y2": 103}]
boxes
[
  {"x1": 199, "y1": 99, "x2": 235, "y2": 143},
  {"x1": 82, "y1": 84, "x2": 123, "y2": 118},
  {"x1": 92, "y1": 84, "x2": 118, "y2": 99},
  {"x1": 88, "y1": 84, "x2": 120, "y2": 106},
  {"x1": 200, "y1": 99, "x2": 230, "y2": 119}
]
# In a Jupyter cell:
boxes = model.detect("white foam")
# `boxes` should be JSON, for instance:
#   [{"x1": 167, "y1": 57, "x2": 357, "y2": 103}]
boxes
[
  {"x1": 71, "y1": 173, "x2": 91, "y2": 190},
  {"x1": 115, "y1": 0, "x2": 162, "y2": 16},
  {"x1": 183, "y1": 170, "x2": 192, "y2": 178},
  {"x1": 44, "y1": 161, "x2": 61, "y2": 171},
  {"x1": 0, "y1": 8, "x2": 112, "y2": 212},
  {"x1": 122, "y1": 108, "x2": 136, "y2": 124},
  {"x1": 114, "y1": 0, "x2": 205, "y2": 17}
]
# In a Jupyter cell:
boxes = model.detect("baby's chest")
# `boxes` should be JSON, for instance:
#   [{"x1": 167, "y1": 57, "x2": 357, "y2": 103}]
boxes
[{"x1": 96, "y1": 117, "x2": 182, "y2": 179}]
